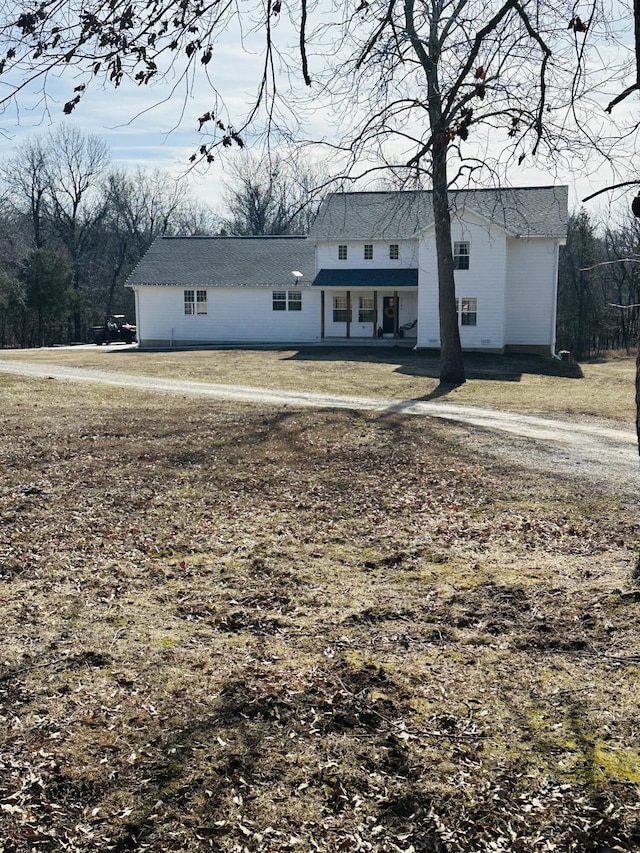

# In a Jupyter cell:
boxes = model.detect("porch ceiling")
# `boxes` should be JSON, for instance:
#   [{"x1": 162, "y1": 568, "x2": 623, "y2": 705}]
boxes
[{"x1": 312, "y1": 268, "x2": 418, "y2": 288}]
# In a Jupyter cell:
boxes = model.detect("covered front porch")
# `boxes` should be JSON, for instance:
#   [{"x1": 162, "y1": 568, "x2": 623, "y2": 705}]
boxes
[{"x1": 313, "y1": 269, "x2": 419, "y2": 341}]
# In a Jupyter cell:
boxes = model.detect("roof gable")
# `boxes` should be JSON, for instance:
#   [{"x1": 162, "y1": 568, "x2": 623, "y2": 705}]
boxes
[
  {"x1": 415, "y1": 203, "x2": 510, "y2": 238},
  {"x1": 309, "y1": 186, "x2": 568, "y2": 241}
]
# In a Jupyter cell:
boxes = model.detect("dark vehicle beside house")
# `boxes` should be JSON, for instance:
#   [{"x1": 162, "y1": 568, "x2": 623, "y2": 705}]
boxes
[{"x1": 92, "y1": 315, "x2": 137, "y2": 345}]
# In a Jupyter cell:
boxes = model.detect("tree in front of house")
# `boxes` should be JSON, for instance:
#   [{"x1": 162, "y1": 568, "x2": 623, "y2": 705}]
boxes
[
  {"x1": 0, "y1": 0, "x2": 590, "y2": 383},
  {"x1": 318, "y1": 0, "x2": 591, "y2": 384}
]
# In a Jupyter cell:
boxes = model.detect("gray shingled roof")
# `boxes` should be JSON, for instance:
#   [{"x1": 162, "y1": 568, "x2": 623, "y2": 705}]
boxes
[
  {"x1": 126, "y1": 236, "x2": 316, "y2": 287},
  {"x1": 309, "y1": 186, "x2": 568, "y2": 240}
]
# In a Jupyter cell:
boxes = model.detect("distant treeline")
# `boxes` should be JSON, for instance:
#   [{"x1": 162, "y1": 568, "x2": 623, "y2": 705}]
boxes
[
  {"x1": 0, "y1": 126, "x2": 217, "y2": 348},
  {"x1": 0, "y1": 137, "x2": 331, "y2": 349},
  {"x1": 557, "y1": 208, "x2": 640, "y2": 359},
  {"x1": 1, "y1": 127, "x2": 634, "y2": 359}
]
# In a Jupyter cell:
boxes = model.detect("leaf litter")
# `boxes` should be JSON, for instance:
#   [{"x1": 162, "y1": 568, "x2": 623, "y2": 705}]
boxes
[{"x1": 0, "y1": 374, "x2": 639, "y2": 852}]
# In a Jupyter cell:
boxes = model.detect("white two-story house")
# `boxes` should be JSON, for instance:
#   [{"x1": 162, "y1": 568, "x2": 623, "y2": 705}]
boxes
[{"x1": 126, "y1": 185, "x2": 567, "y2": 355}]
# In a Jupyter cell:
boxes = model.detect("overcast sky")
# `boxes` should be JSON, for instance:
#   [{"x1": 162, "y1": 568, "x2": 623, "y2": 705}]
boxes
[{"x1": 0, "y1": 4, "x2": 636, "y2": 222}]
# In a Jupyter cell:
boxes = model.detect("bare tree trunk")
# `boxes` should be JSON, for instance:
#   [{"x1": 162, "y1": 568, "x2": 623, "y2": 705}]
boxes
[
  {"x1": 432, "y1": 138, "x2": 465, "y2": 385},
  {"x1": 405, "y1": 0, "x2": 465, "y2": 387}
]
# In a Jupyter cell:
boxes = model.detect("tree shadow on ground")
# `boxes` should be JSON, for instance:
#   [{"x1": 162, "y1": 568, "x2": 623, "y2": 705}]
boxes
[
  {"x1": 118, "y1": 345, "x2": 584, "y2": 383},
  {"x1": 279, "y1": 347, "x2": 585, "y2": 382}
]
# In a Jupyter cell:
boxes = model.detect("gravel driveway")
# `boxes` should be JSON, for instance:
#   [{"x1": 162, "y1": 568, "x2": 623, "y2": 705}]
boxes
[{"x1": 1, "y1": 358, "x2": 638, "y2": 500}]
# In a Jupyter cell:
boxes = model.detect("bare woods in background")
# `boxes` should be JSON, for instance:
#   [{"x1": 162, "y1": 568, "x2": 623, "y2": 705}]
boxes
[
  {"x1": 557, "y1": 209, "x2": 640, "y2": 360},
  {"x1": 0, "y1": 126, "x2": 215, "y2": 347},
  {"x1": 0, "y1": 124, "x2": 636, "y2": 359},
  {"x1": 0, "y1": 134, "x2": 328, "y2": 348}
]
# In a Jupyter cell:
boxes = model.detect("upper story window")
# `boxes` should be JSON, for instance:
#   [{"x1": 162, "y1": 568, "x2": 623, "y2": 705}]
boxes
[
  {"x1": 389, "y1": 244, "x2": 399, "y2": 260},
  {"x1": 453, "y1": 241, "x2": 470, "y2": 270},
  {"x1": 185, "y1": 289, "x2": 207, "y2": 315},
  {"x1": 273, "y1": 291, "x2": 287, "y2": 311},
  {"x1": 338, "y1": 244, "x2": 348, "y2": 260},
  {"x1": 364, "y1": 244, "x2": 373, "y2": 260}
]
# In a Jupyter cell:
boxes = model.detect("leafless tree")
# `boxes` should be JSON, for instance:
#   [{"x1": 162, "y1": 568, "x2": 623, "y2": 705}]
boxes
[
  {"x1": 220, "y1": 152, "x2": 330, "y2": 235},
  {"x1": 310, "y1": 0, "x2": 594, "y2": 383},
  {"x1": 577, "y1": 1, "x2": 640, "y2": 453},
  {"x1": 42, "y1": 126, "x2": 111, "y2": 338},
  {"x1": 557, "y1": 210, "x2": 604, "y2": 359},
  {"x1": 1, "y1": 137, "x2": 50, "y2": 249},
  {"x1": 99, "y1": 167, "x2": 217, "y2": 314},
  {"x1": 0, "y1": 1, "x2": 606, "y2": 379},
  {"x1": 0, "y1": 125, "x2": 220, "y2": 340}
]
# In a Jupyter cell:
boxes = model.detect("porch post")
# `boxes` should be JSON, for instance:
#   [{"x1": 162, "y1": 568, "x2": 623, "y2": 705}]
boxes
[
  {"x1": 373, "y1": 290, "x2": 378, "y2": 338},
  {"x1": 346, "y1": 290, "x2": 351, "y2": 339},
  {"x1": 394, "y1": 290, "x2": 399, "y2": 338},
  {"x1": 321, "y1": 290, "x2": 325, "y2": 339}
]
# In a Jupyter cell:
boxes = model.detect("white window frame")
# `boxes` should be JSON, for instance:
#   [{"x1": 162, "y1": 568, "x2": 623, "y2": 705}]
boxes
[
  {"x1": 273, "y1": 291, "x2": 287, "y2": 311},
  {"x1": 389, "y1": 244, "x2": 399, "y2": 260},
  {"x1": 196, "y1": 289, "x2": 208, "y2": 314},
  {"x1": 364, "y1": 244, "x2": 373, "y2": 260},
  {"x1": 358, "y1": 295, "x2": 375, "y2": 323},
  {"x1": 338, "y1": 244, "x2": 348, "y2": 261},
  {"x1": 461, "y1": 297, "x2": 477, "y2": 325},
  {"x1": 453, "y1": 241, "x2": 470, "y2": 270},
  {"x1": 186, "y1": 289, "x2": 208, "y2": 315},
  {"x1": 456, "y1": 297, "x2": 477, "y2": 326},
  {"x1": 287, "y1": 291, "x2": 302, "y2": 311},
  {"x1": 333, "y1": 295, "x2": 351, "y2": 323}
]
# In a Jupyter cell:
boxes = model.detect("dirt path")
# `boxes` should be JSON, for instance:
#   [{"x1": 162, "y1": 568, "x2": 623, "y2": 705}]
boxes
[{"x1": 1, "y1": 358, "x2": 637, "y2": 497}]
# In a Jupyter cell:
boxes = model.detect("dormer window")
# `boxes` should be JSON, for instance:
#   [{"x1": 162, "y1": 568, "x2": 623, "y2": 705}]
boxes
[{"x1": 338, "y1": 244, "x2": 348, "y2": 260}]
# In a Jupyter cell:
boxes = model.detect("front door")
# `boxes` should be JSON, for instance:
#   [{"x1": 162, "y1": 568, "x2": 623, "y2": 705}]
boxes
[{"x1": 382, "y1": 296, "x2": 396, "y2": 334}]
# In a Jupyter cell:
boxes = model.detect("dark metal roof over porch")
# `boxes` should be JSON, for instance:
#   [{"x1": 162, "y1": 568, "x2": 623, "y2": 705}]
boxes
[{"x1": 313, "y1": 269, "x2": 418, "y2": 288}]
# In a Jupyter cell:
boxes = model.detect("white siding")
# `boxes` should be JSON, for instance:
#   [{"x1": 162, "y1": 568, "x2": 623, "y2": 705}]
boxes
[
  {"x1": 322, "y1": 290, "x2": 419, "y2": 338},
  {"x1": 316, "y1": 240, "x2": 419, "y2": 269},
  {"x1": 505, "y1": 238, "x2": 558, "y2": 351},
  {"x1": 133, "y1": 286, "x2": 322, "y2": 346},
  {"x1": 131, "y1": 214, "x2": 560, "y2": 351},
  {"x1": 324, "y1": 290, "x2": 373, "y2": 338},
  {"x1": 399, "y1": 292, "x2": 419, "y2": 338},
  {"x1": 416, "y1": 213, "x2": 508, "y2": 351}
]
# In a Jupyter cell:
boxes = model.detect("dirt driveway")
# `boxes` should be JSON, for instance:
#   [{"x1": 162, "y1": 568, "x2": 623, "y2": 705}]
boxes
[{"x1": 1, "y1": 358, "x2": 637, "y2": 498}]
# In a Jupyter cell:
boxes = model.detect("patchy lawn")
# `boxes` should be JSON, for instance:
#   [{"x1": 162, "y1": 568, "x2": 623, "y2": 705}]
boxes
[
  {"x1": 0, "y1": 345, "x2": 635, "y2": 423},
  {"x1": 1, "y1": 371, "x2": 639, "y2": 852}
]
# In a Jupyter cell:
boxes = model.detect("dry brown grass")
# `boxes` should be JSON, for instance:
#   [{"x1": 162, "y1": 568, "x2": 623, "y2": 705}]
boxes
[
  {"x1": 0, "y1": 345, "x2": 635, "y2": 423},
  {"x1": 1, "y1": 367, "x2": 639, "y2": 852}
]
